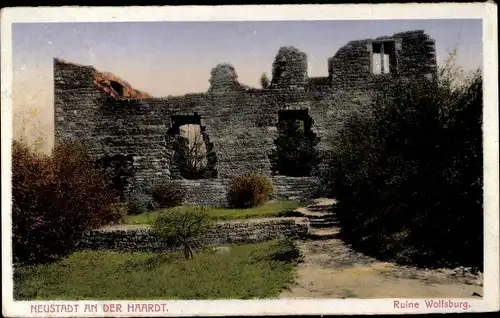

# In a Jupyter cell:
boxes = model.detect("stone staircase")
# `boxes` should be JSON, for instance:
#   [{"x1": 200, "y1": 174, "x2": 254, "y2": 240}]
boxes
[{"x1": 293, "y1": 198, "x2": 340, "y2": 239}]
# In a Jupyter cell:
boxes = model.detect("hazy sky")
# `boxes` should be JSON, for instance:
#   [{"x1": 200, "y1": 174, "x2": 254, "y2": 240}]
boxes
[{"x1": 11, "y1": 19, "x2": 482, "y2": 151}]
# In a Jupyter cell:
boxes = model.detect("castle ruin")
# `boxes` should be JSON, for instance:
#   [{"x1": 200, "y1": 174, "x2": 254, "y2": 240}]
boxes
[{"x1": 54, "y1": 30, "x2": 437, "y2": 206}]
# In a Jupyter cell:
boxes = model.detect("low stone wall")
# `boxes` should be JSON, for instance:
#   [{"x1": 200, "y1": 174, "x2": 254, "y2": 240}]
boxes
[
  {"x1": 272, "y1": 176, "x2": 318, "y2": 202},
  {"x1": 171, "y1": 176, "x2": 319, "y2": 207},
  {"x1": 78, "y1": 217, "x2": 309, "y2": 253},
  {"x1": 173, "y1": 179, "x2": 229, "y2": 207}
]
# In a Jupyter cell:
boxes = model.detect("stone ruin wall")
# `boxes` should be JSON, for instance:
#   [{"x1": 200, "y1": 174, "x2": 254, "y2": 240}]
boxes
[
  {"x1": 54, "y1": 30, "x2": 437, "y2": 207},
  {"x1": 78, "y1": 217, "x2": 309, "y2": 253}
]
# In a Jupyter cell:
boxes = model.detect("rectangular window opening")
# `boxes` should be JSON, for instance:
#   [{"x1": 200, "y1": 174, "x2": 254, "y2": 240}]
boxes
[
  {"x1": 372, "y1": 43, "x2": 382, "y2": 75},
  {"x1": 371, "y1": 41, "x2": 397, "y2": 75},
  {"x1": 383, "y1": 42, "x2": 396, "y2": 74}
]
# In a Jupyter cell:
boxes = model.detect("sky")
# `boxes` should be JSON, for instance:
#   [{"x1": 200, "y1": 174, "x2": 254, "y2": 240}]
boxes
[{"x1": 11, "y1": 19, "x2": 483, "y2": 152}]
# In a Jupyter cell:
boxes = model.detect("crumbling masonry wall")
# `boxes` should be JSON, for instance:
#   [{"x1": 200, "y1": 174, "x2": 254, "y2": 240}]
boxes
[
  {"x1": 54, "y1": 30, "x2": 437, "y2": 206},
  {"x1": 78, "y1": 218, "x2": 309, "y2": 253}
]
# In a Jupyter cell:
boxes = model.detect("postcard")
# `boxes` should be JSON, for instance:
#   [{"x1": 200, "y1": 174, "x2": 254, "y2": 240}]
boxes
[{"x1": 1, "y1": 3, "x2": 498, "y2": 317}]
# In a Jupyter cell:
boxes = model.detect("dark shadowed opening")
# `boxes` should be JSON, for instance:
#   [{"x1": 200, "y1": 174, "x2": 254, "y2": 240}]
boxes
[
  {"x1": 109, "y1": 81, "x2": 124, "y2": 96},
  {"x1": 384, "y1": 41, "x2": 397, "y2": 73},
  {"x1": 167, "y1": 113, "x2": 217, "y2": 179},
  {"x1": 170, "y1": 114, "x2": 202, "y2": 133},
  {"x1": 95, "y1": 154, "x2": 134, "y2": 197},
  {"x1": 269, "y1": 109, "x2": 320, "y2": 177}
]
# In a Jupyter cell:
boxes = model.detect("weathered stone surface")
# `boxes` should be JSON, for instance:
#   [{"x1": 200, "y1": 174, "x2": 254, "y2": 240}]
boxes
[
  {"x1": 167, "y1": 176, "x2": 318, "y2": 207},
  {"x1": 271, "y1": 46, "x2": 308, "y2": 89},
  {"x1": 208, "y1": 63, "x2": 243, "y2": 92},
  {"x1": 78, "y1": 217, "x2": 309, "y2": 253},
  {"x1": 54, "y1": 30, "x2": 437, "y2": 206},
  {"x1": 93, "y1": 69, "x2": 151, "y2": 99}
]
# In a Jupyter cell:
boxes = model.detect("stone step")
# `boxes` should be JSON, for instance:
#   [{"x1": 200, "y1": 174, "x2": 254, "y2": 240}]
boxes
[
  {"x1": 309, "y1": 198, "x2": 338, "y2": 206},
  {"x1": 305, "y1": 212, "x2": 336, "y2": 218},
  {"x1": 305, "y1": 214, "x2": 337, "y2": 220},
  {"x1": 309, "y1": 221, "x2": 340, "y2": 228},
  {"x1": 293, "y1": 208, "x2": 331, "y2": 219},
  {"x1": 307, "y1": 210, "x2": 334, "y2": 216},
  {"x1": 308, "y1": 217, "x2": 338, "y2": 223},
  {"x1": 301, "y1": 215, "x2": 338, "y2": 222},
  {"x1": 307, "y1": 206, "x2": 334, "y2": 213},
  {"x1": 308, "y1": 227, "x2": 340, "y2": 240}
]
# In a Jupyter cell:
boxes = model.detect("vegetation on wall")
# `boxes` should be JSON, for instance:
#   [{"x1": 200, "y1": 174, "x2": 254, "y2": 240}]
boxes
[
  {"x1": 151, "y1": 180, "x2": 187, "y2": 209},
  {"x1": 94, "y1": 154, "x2": 135, "y2": 197},
  {"x1": 269, "y1": 110, "x2": 320, "y2": 177},
  {"x1": 260, "y1": 73, "x2": 271, "y2": 89}
]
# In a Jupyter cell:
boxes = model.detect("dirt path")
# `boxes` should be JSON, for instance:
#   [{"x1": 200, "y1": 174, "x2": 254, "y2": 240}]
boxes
[{"x1": 280, "y1": 239, "x2": 483, "y2": 299}]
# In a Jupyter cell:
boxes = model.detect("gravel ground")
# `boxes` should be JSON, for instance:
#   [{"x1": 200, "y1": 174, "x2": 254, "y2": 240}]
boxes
[{"x1": 280, "y1": 239, "x2": 483, "y2": 299}]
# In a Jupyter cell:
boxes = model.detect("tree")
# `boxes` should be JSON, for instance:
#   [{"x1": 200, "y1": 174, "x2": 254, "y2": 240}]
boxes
[
  {"x1": 152, "y1": 207, "x2": 214, "y2": 259},
  {"x1": 270, "y1": 113, "x2": 320, "y2": 177},
  {"x1": 172, "y1": 130, "x2": 209, "y2": 179},
  {"x1": 317, "y1": 51, "x2": 483, "y2": 268},
  {"x1": 12, "y1": 140, "x2": 122, "y2": 264},
  {"x1": 260, "y1": 73, "x2": 270, "y2": 89}
]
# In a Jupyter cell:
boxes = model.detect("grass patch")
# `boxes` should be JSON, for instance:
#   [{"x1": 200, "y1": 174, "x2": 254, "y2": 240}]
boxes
[
  {"x1": 14, "y1": 239, "x2": 301, "y2": 300},
  {"x1": 123, "y1": 200, "x2": 300, "y2": 225}
]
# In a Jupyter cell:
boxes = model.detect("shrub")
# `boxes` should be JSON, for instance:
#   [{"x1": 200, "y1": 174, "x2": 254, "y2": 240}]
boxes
[
  {"x1": 318, "y1": 54, "x2": 483, "y2": 268},
  {"x1": 12, "y1": 140, "x2": 122, "y2": 265},
  {"x1": 269, "y1": 111, "x2": 320, "y2": 177},
  {"x1": 226, "y1": 172, "x2": 275, "y2": 209},
  {"x1": 151, "y1": 180, "x2": 186, "y2": 208},
  {"x1": 126, "y1": 191, "x2": 154, "y2": 215},
  {"x1": 152, "y1": 206, "x2": 214, "y2": 259}
]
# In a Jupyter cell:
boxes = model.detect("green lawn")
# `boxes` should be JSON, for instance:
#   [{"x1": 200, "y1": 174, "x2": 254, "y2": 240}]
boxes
[
  {"x1": 14, "y1": 239, "x2": 300, "y2": 300},
  {"x1": 123, "y1": 200, "x2": 300, "y2": 225}
]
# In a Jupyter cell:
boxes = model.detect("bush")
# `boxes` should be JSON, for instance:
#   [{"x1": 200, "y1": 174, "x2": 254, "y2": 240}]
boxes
[
  {"x1": 126, "y1": 191, "x2": 154, "y2": 215},
  {"x1": 152, "y1": 206, "x2": 214, "y2": 259},
  {"x1": 151, "y1": 180, "x2": 186, "y2": 208},
  {"x1": 318, "y1": 55, "x2": 483, "y2": 269},
  {"x1": 12, "y1": 140, "x2": 122, "y2": 265},
  {"x1": 226, "y1": 172, "x2": 275, "y2": 208}
]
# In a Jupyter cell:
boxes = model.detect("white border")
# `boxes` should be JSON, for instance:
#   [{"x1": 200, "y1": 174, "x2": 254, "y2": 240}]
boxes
[{"x1": 1, "y1": 3, "x2": 498, "y2": 316}]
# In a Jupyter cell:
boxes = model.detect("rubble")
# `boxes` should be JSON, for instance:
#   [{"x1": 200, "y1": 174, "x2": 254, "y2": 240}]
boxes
[{"x1": 93, "y1": 71, "x2": 152, "y2": 99}]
